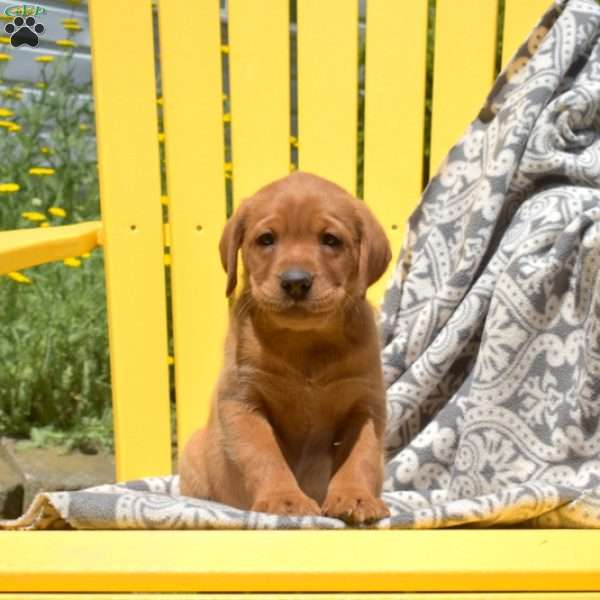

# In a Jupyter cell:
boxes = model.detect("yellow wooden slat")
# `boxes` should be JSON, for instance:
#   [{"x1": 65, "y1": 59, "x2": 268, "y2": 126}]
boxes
[
  {"x1": 297, "y1": 0, "x2": 358, "y2": 192},
  {"x1": 88, "y1": 0, "x2": 171, "y2": 480},
  {"x1": 1, "y1": 530, "x2": 600, "y2": 592},
  {"x1": 0, "y1": 221, "x2": 101, "y2": 275},
  {"x1": 502, "y1": 0, "x2": 553, "y2": 68},
  {"x1": 228, "y1": 0, "x2": 290, "y2": 205},
  {"x1": 430, "y1": 0, "x2": 499, "y2": 174},
  {"x1": 158, "y1": 0, "x2": 229, "y2": 456},
  {"x1": 363, "y1": 0, "x2": 428, "y2": 306},
  {"x1": 5, "y1": 595, "x2": 600, "y2": 600}
]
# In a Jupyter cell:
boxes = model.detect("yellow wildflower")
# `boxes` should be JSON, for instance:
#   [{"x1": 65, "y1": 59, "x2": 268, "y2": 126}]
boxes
[
  {"x1": 221, "y1": 44, "x2": 229, "y2": 54},
  {"x1": 160, "y1": 195, "x2": 168, "y2": 206},
  {"x1": 63, "y1": 23, "x2": 82, "y2": 32},
  {"x1": 158, "y1": 132, "x2": 165, "y2": 143},
  {"x1": 0, "y1": 183, "x2": 19, "y2": 192},
  {"x1": 40, "y1": 146, "x2": 52, "y2": 154},
  {"x1": 164, "y1": 253, "x2": 172, "y2": 266},
  {"x1": 0, "y1": 107, "x2": 13, "y2": 118},
  {"x1": 7, "y1": 271, "x2": 31, "y2": 284},
  {"x1": 0, "y1": 120, "x2": 13, "y2": 129},
  {"x1": 40, "y1": 222, "x2": 50, "y2": 228},
  {"x1": 81, "y1": 252, "x2": 91, "y2": 259},
  {"x1": 223, "y1": 113, "x2": 231, "y2": 123},
  {"x1": 64, "y1": 257, "x2": 81, "y2": 268},
  {"x1": 167, "y1": 355, "x2": 175, "y2": 366},
  {"x1": 2, "y1": 88, "x2": 22, "y2": 100},
  {"x1": 48, "y1": 206, "x2": 66, "y2": 218},
  {"x1": 0, "y1": 37, "x2": 10, "y2": 45},
  {"x1": 62, "y1": 18, "x2": 80, "y2": 25},
  {"x1": 8, "y1": 123, "x2": 20, "y2": 132},
  {"x1": 56, "y1": 39, "x2": 77, "y2": 48},
  {"x1": 29, "y1": 167, "x2": 55, "y2": 176},
  {"x1": 35, "y1": 56, "x2": 55, "y2": 63},
  {"x1": 0, "y1": 53, "x2": 12, "y2": 61},
  {"x1": 21, "y1": 211, "x2": 46, "y2": 222}
]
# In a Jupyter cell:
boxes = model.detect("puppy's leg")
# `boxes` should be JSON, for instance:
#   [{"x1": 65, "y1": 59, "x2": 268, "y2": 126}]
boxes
[
  {"x1": 322, "y1": 410, "x2": 390, "y2": 524},
  {"x1": 220, "y1": 399, "x2": 321, "y2": 517},
  {"x1": 179, "y1": 427, "x2": 211, "y2": 499}
]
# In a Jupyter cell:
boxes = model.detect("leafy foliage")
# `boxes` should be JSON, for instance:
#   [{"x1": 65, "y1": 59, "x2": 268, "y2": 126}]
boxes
[{"x1": 0, "y1": 45, "x2": 112, "y2": 452}]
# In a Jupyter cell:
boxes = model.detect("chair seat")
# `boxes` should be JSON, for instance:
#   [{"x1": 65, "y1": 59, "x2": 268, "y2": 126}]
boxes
[{"x1": 0, "y1": 529, "x2": 599, "y2": 594}]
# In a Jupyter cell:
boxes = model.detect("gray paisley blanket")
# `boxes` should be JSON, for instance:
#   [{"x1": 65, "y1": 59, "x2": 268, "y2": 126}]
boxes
[{"x1": 3, "y1": 0, "x2": 600, "y2": 530}]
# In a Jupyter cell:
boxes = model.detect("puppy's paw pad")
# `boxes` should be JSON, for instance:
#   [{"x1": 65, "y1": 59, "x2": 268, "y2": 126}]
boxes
[
  {"x1": 322, "y1": 489, "x2": 390, "y2": 524},
  {"x1": 252, "y1": 491, "x2": 321, "y2": 517}
]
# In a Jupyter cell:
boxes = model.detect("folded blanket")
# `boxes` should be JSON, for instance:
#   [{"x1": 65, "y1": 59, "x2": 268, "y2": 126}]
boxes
[{"x1": 3, "y1": 0, "x2": 600, "y2": 530}]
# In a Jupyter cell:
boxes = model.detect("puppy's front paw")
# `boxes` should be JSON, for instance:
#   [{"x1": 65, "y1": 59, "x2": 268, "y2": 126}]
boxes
[
  {"x1": 322, "y1": 487, "x2": 390, "y2": 524},
  {"x1": 251, "y1": 489, "x2": 321, "y2": 517}
]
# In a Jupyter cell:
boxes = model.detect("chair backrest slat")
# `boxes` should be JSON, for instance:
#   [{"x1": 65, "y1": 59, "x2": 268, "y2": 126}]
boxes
[
  {"x1": 89, "y1": 0, "x2": 172, "y2": 480},
  {"x1": 363, "y1": 0, "x2": 429, "y2": 303},
  {"x1": 430, "y1": 0, "x2": 499, "y2": 172},
  {"x1": 158, "y1": 0, "x2": 229, "y2": 454},
  {"x1": 229, "y1": 0, "x2": 291, "y2": 206},
  {"x1": 502, "y1": 0, "x2": 552, "y2": 68},
  {"x1": 297, "y1": 0, "x2": 358, "y2": 193}
]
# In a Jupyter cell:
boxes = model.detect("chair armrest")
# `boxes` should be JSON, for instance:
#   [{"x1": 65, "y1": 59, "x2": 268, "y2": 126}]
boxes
[{"x1": 0, "y1": 221, "x2": 103, "y2": 275}]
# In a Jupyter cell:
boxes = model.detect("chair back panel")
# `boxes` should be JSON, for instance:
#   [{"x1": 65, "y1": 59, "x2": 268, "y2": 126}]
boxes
[
  {"x1": 90, "y1": 0, "x2": 553, "y2": 478},
  {"x1": 430, "y1": 0, "x2": 499, "y2": 173},
  {"x1": 363, "y1": 1, "x2": 429, "y2": 302},
  {"x1": 89, "y1": 0, "x2": 172, "y2": 481},
  {"x1": 229, "y1": 0, "x2": 291, "y2": 206},
  {"x1": 503, "y1": 0, "x2": 553, "y2": 67},
  {"x1": 297, "y1": 0, "x2": 359, "y2": 193},
  {"x1": 158, "y1": 0, "x2": 229, "y2": 455}
]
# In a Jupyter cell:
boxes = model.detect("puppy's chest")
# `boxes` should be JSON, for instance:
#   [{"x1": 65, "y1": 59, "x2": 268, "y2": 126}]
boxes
[{"x1": 254, "y1": 369, "x2": 364, "y2": 435}]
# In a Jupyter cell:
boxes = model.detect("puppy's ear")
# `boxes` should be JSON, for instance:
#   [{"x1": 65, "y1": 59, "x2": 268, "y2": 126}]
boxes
[
  {"x1": 219, "y1": 203, "x2": 246, "y2": 297},
  {"x1": 355, "y1": 200, "x2": 392, "y2": 295}
]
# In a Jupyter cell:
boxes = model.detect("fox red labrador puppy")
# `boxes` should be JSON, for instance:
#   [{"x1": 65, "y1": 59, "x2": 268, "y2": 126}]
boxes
[{"x1": 179, "y1": 171, "x2": 391, "y2": 524}]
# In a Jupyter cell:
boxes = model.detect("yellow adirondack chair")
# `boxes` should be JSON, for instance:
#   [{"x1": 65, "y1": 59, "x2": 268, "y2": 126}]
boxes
[{"x1": 2, "y1": 0, "x2": 600, "y2": 595}]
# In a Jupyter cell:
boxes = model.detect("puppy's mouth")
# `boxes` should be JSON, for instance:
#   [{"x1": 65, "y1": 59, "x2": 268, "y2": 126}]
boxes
[{"x1": 251, "y1": 288, "x2": 341, "y2": 318}]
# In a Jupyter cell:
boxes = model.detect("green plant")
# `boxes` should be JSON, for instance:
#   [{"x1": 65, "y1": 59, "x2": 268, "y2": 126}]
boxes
[{"x1": 0, "y1": 35, "x2": 112, "y2": 452}]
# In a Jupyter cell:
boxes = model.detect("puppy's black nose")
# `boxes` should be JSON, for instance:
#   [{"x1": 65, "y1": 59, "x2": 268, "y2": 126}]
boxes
[{"x1": 280, "y1": 269, "x2": 313, "y2": 300}]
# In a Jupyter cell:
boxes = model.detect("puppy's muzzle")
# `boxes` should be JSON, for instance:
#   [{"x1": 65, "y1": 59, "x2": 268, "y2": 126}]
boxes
[{"x1": 280, "y1": 269, "x2": 313, "y2": 300}]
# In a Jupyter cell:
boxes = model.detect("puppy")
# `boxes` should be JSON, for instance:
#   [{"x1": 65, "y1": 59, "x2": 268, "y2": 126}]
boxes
[{"x1": 179, "y1": 171, "x2": 392, "y2": 524}]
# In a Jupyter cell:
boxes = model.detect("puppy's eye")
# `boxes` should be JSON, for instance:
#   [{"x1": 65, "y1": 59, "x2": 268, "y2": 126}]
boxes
[
  {"x1": 321, "y1": 233, "x2": 342, "y2": 248},
  {"x1": 257, "y1": 232, "x2": 275, "y2": 246}
]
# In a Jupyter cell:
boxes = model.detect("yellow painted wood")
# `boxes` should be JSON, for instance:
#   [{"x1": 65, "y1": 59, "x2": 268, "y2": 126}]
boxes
[
  {"x1": 297, "y1": 0, "x2": 358, "y2": 192},
  {"x1": 363, "y1": 0, "x2": 428, "y2": 306},
  {"x1": 0, "y1": 221, "x2": 101, "y2": 275},
  {"x1": 228, "y1": 0, "x2": 290, "y2": 205},
  {"x1": 158, "y1": 0, "x2": 229, "y2": 455},
  {"x1": 1, "y1": 531, "x2": 600, "y2": 592},
  {"x1": 430, "y1": 0, "x2": 499, "y2": 173},
  {"x1": 502, "y1": 0, "x2": 553, "y2": 68},
  {"x1": 88, "y1": 0, "x2": 171, "y2": 480},
  {"x1": 0, "y1": 592, "x2": 600, "y2": 600}
]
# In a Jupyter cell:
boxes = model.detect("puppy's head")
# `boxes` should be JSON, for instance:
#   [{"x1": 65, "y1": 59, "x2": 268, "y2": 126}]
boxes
[{"x1": 219, "y1": 172, "x2": 391, "y2": 327}]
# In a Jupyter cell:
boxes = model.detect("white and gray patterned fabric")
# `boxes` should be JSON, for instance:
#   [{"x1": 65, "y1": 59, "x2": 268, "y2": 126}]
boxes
[{"x1": 2, "y1": 0, "x2": 600, "y2": 530}]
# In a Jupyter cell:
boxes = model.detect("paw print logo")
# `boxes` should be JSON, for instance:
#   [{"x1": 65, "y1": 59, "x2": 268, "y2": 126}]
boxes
[{"x1": 5, "y1": 16, "x2": 45, "y2": 48}]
